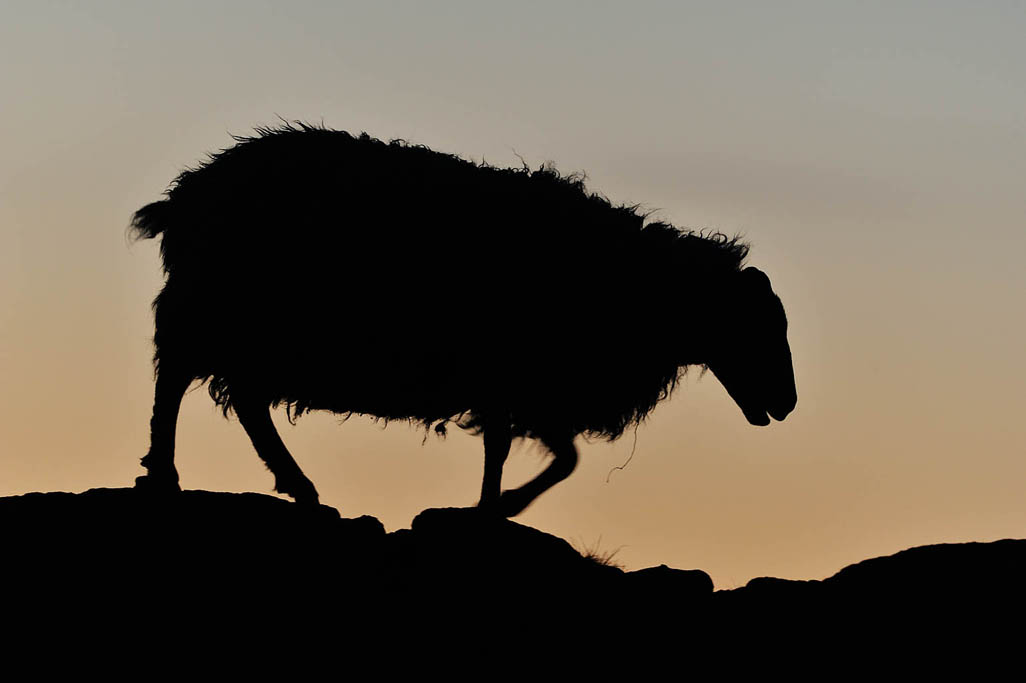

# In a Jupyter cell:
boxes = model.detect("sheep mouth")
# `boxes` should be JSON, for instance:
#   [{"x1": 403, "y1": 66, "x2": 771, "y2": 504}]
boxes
[
  {"x1": 743, "y1": 406, "x2": 771, "y2": 427},
  {"x1": 743, "y1": 400, "x2": 794, "y2": 426}
]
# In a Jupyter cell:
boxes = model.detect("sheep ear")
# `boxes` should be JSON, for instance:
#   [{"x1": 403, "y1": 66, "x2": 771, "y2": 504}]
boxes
[{"x1": 740, "y1": 267, "x2": 772, "y2": 292}]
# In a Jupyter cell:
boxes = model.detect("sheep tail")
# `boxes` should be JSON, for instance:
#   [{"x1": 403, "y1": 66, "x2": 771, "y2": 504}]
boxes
[{"x1": 129, "y1": 200, "x2": 174, "y2": 241}]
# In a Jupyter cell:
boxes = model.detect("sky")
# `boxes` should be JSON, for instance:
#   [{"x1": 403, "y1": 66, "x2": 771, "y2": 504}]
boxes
[{"x1": 2, "y1": 0, "x2": 1025, "y2": 589}]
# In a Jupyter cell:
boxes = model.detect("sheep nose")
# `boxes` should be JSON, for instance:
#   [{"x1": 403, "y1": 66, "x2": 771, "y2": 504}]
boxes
[{"x1": 768, "y1": 387, "x2": 797, "y2": 422}]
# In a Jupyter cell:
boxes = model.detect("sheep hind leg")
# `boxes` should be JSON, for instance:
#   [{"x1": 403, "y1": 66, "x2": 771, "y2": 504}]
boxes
[
  {"x1": 136, "y1": 363, "x2": 193, "y2": 494},
  {"x1": 232, "y1": 397, "x2": 320, "y2": 506},
  {"x1": 477, "y1": 413, "x2": 512, "y2": 512},
  {"x1": 496, "y1": 433, "x2": 578, "y2": 518}
]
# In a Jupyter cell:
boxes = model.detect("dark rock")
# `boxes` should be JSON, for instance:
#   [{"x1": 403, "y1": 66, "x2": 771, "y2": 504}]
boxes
[
  {"x1": 626, "y1": 564, "x2": 714, "y2": 608},
  {"x1": 5, "y1": 487, "x2": 1025, "y2": 633},
  {"x1": 629, "y1": 564, "x2": 713, "y2": 591}
]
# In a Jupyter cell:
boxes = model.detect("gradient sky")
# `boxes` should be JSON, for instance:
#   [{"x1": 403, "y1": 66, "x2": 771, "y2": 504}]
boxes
[{"x1": 2, "y1": 0, "x2": 1025, "y2": 589}]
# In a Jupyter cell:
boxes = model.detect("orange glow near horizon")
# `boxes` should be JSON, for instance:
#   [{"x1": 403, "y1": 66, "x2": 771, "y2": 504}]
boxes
[{"x1": 3, "y1": 1, "x2": 1026, "y2": 589}]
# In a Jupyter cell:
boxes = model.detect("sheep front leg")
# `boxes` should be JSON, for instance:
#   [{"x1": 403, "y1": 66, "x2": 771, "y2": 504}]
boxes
[
  {"x1": 496, "y1": 433, "x2": 578, "y2": 517},
  {"x1": 478, "y1": 413, "x2": 512, "y2": 511}
]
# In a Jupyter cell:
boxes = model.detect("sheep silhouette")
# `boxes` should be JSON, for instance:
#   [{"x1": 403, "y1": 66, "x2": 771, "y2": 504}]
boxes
[{"x1": 130, "y1": 123, "x2": 797, "y2": 516}]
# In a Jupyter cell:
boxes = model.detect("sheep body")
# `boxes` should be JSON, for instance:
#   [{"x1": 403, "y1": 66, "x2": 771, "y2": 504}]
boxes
[{"x1": 132, "y1": 123, "x2": 795, "y2": 513}]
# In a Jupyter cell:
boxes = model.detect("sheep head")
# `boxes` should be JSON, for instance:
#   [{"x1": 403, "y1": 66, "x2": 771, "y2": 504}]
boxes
[{"x1": 706, "y1": 267, "x2": 797, "y2": 426}]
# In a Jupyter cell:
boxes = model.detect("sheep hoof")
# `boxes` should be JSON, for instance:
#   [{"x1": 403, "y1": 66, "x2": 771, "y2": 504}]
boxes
[
  {"x1": 275, "y1": 476, "x2": 320, "y2": 506},
  {"x1": 292, "y1": 492, "x2": 321, "y2": 507},
  {"x1": 134, "y1": 473, "x2": 181, "y2": 495},
  {"x1": 496, "y1": 489, "x2": 534, "y2": 518},
  {"x1": 476, "y1": 498, "x2": 503, "y2": 516}
]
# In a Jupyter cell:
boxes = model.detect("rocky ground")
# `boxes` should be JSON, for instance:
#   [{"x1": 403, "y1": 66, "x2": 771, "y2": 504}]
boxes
[{"x1": 3, "y1": 487, "x2": 1022, "y2": 640}]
